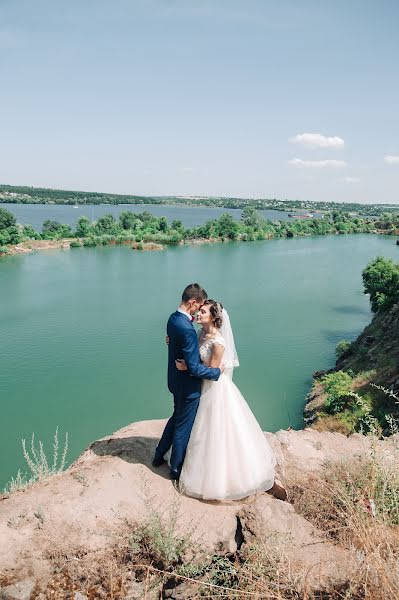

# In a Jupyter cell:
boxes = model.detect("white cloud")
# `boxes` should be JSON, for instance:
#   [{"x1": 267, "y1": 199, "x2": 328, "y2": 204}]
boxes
[
  {"x1": 384, "y1": 155, "x2": 399, "y2": 165},
  {"x1": 289, "y1": 158, "x2": 347, "y2": 168},
  {"x1": 289, "y1": 133, "x2": 345, "y2": 149},
  {"x1": 182, "y1": 167, "x2": 194, "y2": 173},
  {"x1": 340, "y1": 176, "x2": 361, "y2": 183}
]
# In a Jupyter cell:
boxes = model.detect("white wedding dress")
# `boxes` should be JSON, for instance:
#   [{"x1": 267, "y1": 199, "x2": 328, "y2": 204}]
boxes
[{"x1": 179, "y1": 329, "x2": 276, "y2": 501}]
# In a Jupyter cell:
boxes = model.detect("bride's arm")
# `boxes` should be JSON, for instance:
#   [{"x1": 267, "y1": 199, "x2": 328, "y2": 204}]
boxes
[
  {"x1": 175, "y1": 342, "x2": 225, "y2": 371},
  {"x1": 209, "y1": 343, "x2": 224, "y2": 369}
]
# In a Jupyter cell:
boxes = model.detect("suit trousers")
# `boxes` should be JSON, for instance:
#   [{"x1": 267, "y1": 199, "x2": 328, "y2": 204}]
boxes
[{"x1": 155, "y1": 393, "x2": 200, "y2": 476}]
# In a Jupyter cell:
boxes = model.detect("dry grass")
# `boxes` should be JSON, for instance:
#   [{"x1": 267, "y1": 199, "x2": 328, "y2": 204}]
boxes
[
  {"x1": 23, "y1": 510, "x2": 329, "y2": 599},
  {"x1": 289, "y1": 453, "x2": 399, "y2": 600},
  {"x1": 43, "y1": 540, "x2": 133, "y2": 599},
  {"x1": 7, "y1": 451, "x2": 397, "y2": 599},
  {"x1": 25, "y1": 517, "x2": 353, "y2": 599},
  {"x1": 311, "y1": 415, "x2": 352, "y2": 435}
]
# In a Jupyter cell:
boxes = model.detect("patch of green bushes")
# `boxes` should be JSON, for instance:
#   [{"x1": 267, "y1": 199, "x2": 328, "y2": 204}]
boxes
[
  {"x1": 362, "y1": 256, "x2": 399, "y2": 313},
  {"x1": 336, "y1": 339, "x2": 352, "y2": 358},
  {"x1": 322, "y1": 371, "x2": 354, "y2": 413}
]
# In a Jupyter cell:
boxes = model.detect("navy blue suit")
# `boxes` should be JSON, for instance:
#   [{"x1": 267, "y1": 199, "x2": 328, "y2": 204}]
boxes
[{"x1": 155, "y1": 311, "x2": 221, "y2": 476}]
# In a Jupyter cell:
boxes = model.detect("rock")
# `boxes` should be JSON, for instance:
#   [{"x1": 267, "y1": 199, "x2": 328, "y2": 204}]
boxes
[
  {"x1": 74, "y1": 593, "x2": 88, "y2": 600},
  {"x1": 303, "y1": 380, "x2": 328, "y2": 424},
  {"x1": 312, "y1": 369, "x2": 328, "y2": 378},
  {"x1": 124, "y1": 580, "x2": 146, "y2": 599},
  {"x1": 0, "y1": 420, "x2": 398, "y2": 592},
  {"x1": 167, "y1": 581, "x2": 201, "y2": 599},
  {"x1": 239, "y1": 495, "x2": 351, "y2": 588},
  {"x1": 0, "y1": 579, "x2": 35, "y2": 600},
  {"x1": 0, "y1": 420, "x2": 240, "y2": 584}
]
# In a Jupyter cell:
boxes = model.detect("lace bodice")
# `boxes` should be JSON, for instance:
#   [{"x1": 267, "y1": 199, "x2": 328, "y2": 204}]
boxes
[{"x1": 199, "y1": 330, "x2": 225, "y2": 365}]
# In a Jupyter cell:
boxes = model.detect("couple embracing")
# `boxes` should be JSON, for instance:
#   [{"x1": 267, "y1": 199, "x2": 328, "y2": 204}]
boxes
[{"x1": 153, "y1": 283, "x2": 282, "y2": 501}]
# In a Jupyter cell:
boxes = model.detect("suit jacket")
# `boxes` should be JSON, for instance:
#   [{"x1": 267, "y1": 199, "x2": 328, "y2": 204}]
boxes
[{"x1": 167, "y1": 311, "x2": 220, "y2": 399}]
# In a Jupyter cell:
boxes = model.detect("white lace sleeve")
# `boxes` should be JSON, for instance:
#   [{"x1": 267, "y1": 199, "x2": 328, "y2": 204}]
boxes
[{"x1": 212, "y1": 332, "x2": 225, "y2": 348}]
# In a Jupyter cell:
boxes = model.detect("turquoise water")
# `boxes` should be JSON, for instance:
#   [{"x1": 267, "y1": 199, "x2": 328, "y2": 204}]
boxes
[{"x1": 0, "y1": 234, "x2": 398, "y2": 488}]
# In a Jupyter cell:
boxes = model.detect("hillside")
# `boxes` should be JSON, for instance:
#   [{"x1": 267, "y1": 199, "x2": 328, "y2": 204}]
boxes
[{"x1": 305, "y1": 301, "x2": 399, "y2": 434}]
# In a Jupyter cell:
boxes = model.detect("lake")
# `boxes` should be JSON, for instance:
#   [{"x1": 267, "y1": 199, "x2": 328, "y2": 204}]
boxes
[
  {"x1": 0, "y1": 233, "x2": 397, "y2": 488},
  {"x1": 4, "y1": 202, "x2": 321, "y2": 230}
]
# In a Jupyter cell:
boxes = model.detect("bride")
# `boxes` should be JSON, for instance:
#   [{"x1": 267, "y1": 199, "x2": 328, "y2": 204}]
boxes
[{"x1": 174, "y1": 300, "x2": 277, "y2": 501}]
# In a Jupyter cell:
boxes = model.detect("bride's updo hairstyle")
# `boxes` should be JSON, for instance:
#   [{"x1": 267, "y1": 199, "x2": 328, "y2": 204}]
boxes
[{"x1": 202, "y1": 299, "x2": 223, "y2": 329}]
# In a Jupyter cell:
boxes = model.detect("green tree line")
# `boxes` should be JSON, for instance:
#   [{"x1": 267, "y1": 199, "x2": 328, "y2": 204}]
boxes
[{"x1": 1, "y1": 206, "x2": 397, "y2": 255}]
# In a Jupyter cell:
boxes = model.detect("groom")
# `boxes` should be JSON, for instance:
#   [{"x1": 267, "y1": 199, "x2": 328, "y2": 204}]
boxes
[{"x1": 152, "y1": 283, "x2": 223, "y2": 481}]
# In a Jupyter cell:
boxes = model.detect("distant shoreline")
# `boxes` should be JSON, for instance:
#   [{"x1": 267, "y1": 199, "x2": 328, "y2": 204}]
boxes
[
  {"x1": 1, "y1": 230, "x2": 393, "y2": 258},
  {"x1": 2, "y1": 235, "x2": 227, "y2": 257},
  {"x1": 1, "y1": 183, "x2": 399, "y2": 216},
  {"x1": 1, "y1": 200, "x2": 398, "y2": 258},
  {"x1": 0, "y1": 199, "x2": 316, "y2": 215}
]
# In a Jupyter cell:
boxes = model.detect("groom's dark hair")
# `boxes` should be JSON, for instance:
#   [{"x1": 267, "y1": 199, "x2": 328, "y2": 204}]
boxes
[{"x1": 182, "y1": 283, "x2": 208, "y2": 303}]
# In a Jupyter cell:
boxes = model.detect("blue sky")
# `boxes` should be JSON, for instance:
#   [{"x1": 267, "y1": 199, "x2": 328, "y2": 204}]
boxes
[{"x1": 1, "y1": 0, "x2": 398, "y2": 203}]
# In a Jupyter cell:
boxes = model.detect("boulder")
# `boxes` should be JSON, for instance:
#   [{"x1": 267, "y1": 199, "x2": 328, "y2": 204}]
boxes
[
  {"x1": 0, "y1": 578, "x2": 36, "y2": 600},
  {"x1": 239, "y1": 495, "x2": 352, "y2": 588}
]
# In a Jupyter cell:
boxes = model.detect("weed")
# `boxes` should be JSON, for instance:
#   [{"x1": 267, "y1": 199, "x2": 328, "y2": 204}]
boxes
[{"x1": 3, "y1": 427, "x2": 69, "y2": 494}]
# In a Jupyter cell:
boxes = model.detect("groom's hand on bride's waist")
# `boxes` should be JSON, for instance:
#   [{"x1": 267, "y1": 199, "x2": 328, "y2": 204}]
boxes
[
  {"x1": 175, "y1": 358, "x2": 224, "y2": 375},
  {"x1": 175, "y1": 358, "x2": 188, "y2": 371}
]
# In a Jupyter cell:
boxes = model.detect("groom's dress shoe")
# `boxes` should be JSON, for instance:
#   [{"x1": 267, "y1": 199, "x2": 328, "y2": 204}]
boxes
[
  {"x1": 170, "y1": 469, "x2": 180, "y2": 481},
  {"x1": 172, "y1": 479, "x2": 181, "y2": 493},
  {"x1": 152, "y1": 455, "x2": 165, "y2": 468}
]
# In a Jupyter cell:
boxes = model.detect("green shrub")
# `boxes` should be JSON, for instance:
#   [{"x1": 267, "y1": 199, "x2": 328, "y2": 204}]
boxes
[
  {"x1": 0, "y1": 225, "x2": 23, "y2": 245},
  {"x1": 322, "y1": 370, "x2": 353, "y2": 413},
  {"x1": 22, "y1": 225, "x2": 41, "y2": 240},
  {"x1": 82, "y1": 237, "x2": 97, "y2": 247},
  {"x1": 75, "y1": 216, "x2": 92, "y2": 237},
  {"x1": 115, "y1": 233, "x2": 134, "y2": 244},
  {"x1": 42, "y1": 220, "x2": 72, "y2": 239},
  {"x1": 99, "y1": 234, "x2": 112, "y2": 245},
  {"x1": 362, "y1": 256, "x2": 399, "y2": 313},
  {"x1": 336, "y1": 339, "x2": 352, "y2": 358},
  {"x1": 93, "y1": 214, "x2": 120, "y2": 236},
  {"x1": 0, "y1": 207, "x2": 16, "y2": 229},
  {"x1": 69, "y1": 240, "x2": 82, "y2": 248},
  {"x1": 130, "y1": 502, "x2": 193, "y2": 567}
]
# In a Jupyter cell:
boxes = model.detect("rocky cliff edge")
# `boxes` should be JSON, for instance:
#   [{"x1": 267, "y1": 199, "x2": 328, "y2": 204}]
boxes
[{"x1": 0, "y1": 420, "x2": 398, "y2": 598}]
